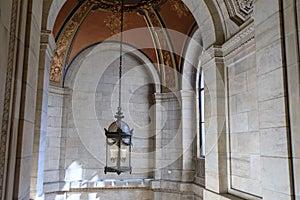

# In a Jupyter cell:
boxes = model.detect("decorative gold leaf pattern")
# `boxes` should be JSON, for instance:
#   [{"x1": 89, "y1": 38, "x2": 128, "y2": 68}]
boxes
[
  {"x1": 169, "y1": 0, "x2": 189, "y2": 18},
  {"x1": 104, "y1": 13, "x2": 128, "y2": 35}
]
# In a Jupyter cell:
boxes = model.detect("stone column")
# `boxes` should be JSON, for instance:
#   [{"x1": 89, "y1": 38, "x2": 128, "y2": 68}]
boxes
[
  {"x1": 152, "y1": 92, "x2": 182, "y2": 189},
  {"x1": 153, "y1": 93, "x2": 164, "y2": 181},
  {"x1": 255, "y1": 0, "x2": 294, "y2": 199},
  {"x1": 30, "y1": 30, "x2": 55, "y2": 199}
]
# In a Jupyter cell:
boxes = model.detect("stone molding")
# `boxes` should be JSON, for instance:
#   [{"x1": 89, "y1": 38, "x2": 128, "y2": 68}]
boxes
[
  {"x1": 154, "y1": 92, "x2": 180, "y2": 102},
  {"x1": 0, "y1": 0, "x2": 19, "y2": 198},
  {"x1": 45, "y1": 181, "x2": 204, "y2": 198},
  {"x1": 200, "y1": 45, "x2": 223, "y2": 66},
  {"x1": 222, "y1": 21, "x2": 255, "y2": 57},
  {"x1": 200, "y1": 22, "x2": 254, "y2": 65},
  {"x1": 40, "y1": 30, "x2": 56, "y2": 53}
]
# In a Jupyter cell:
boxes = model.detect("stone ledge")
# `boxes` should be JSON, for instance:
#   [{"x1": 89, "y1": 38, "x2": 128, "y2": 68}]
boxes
[{"x1": 203, "y1": 189, "x2": 256, "y2": 200}]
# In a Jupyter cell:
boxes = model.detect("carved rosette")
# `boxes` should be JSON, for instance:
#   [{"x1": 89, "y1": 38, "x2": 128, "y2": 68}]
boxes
[
  {"x1": 225, "y1": 0, "x2": 253, "y2": 25},
  {"x1": 50, "y1": 1, "x2": 94, "y2": 84}
]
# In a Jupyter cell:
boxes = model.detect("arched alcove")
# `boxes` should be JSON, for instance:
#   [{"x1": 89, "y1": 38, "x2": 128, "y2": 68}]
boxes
[{"x1": 43, "y1": 41, "x2": 160, "y2": 197}]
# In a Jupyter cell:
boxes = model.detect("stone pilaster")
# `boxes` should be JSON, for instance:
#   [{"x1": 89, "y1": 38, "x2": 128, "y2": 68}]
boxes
[
  {"x1": 201, "y1": 46, "x2": 227, "y2": 194},
  {"x1": 30, "y1": 30, "x2": 55, "y2": 199},
  {"x1": 254, "y1": 0, "x2": 294, "y2": 199}
]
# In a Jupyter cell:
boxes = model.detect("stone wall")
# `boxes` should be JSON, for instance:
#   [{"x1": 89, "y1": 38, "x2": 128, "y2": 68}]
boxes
[{"x1": 226, "y1": 36, "x2": 261, "y2": 196}]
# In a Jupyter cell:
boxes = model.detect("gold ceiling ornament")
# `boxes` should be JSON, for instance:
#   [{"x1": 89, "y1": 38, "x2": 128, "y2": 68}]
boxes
[
  {"x1": 169, "y1": 0, "x2": 189, "y2": 18},
  {"x1": 104, "y1": 13, "x2": 128, "y2": 35}
]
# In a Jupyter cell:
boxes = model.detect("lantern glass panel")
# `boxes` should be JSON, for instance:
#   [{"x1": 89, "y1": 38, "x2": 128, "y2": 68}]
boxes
[
  {"x1": 106, "y1": 139, "x2": 119, "y2": 168},
  {"x1": 120, "y1": 141, "x2": 131, "y2": 168}
]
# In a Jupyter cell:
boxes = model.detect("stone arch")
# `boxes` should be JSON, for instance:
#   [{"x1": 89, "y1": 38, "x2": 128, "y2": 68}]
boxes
[
  {"x1": 42, "y1": 0, "x2": 67, "y2": 31},
  {"x1": 181, "y1": 27, "x2": 203, "y2": 91},
  {"x1": 63, "y1": 41, "x2": 161, "y2": 93}
]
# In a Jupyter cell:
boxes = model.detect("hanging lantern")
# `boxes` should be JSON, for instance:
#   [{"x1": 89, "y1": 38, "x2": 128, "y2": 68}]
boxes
[
  {"x1": 104, "y1": 0, "x2": 133, "y2": 175},
  {"x1": 104, "y1": 109, "x2": 133, "y2": 175}
]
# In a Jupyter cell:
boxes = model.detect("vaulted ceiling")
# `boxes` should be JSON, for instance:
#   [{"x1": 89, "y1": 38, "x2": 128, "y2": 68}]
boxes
[{"x1": 51, "y1": 0, "x2": 196, "y2": 85}]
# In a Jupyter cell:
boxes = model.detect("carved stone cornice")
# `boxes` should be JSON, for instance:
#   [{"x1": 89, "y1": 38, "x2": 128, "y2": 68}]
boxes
[
  {"x1": 225, "y1": 0, "x2": 253, "y2": 25},
  {"x1": 200, "y1": 22, "x2": 255, "y2": 66},
  {"x1": 200, "y1": 45, "x2": 223, "y2": 66},
  {"x1": 222, "y1": 22, "x2": 254, "y2": 57}
]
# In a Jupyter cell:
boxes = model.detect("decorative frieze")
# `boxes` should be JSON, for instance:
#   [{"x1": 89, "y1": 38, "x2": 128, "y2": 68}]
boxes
[
  {"x1": 200, "y1": 22, "x2": 255, "y2": 65},
  {"x1": 222, "y1": 22, "x2": 255, "y2": 56}
]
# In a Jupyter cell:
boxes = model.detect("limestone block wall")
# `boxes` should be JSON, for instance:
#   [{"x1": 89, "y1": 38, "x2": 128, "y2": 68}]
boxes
[
  {"x1": 154, "y1": 92, "x2": 182, "y2": 182},
  {"x1": 226, "y1": 43, "x2": 261, "y2": 196},
  {"x1": 44, "y1": 86, "x2": 65, "y2": 194}
]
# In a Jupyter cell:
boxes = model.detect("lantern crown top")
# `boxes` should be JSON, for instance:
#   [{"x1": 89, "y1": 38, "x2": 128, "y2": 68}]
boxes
[{"x1": 108, "y1": 120, "x2": 131, "y2": 134}]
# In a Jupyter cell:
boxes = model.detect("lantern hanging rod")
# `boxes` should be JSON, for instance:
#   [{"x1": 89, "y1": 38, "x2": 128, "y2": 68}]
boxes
[{"x1": 117, "y1": 0, "x2": 124, "y2": 116}]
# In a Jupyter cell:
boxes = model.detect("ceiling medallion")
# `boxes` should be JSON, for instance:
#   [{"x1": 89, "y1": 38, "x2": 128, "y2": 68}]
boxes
[{"x1": 90, "y1": 0, "x2": 165, "y2": 12}]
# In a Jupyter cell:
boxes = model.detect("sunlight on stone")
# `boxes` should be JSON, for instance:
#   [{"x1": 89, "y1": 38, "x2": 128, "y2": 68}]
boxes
[{"x1": 65, "y1": 161, "x2": 83, "y2": 181}]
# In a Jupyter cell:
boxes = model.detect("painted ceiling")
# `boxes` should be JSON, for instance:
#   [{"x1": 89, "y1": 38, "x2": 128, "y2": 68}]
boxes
[{"x1": 51, "y1": 0, "x2": 196, "y2": 87}]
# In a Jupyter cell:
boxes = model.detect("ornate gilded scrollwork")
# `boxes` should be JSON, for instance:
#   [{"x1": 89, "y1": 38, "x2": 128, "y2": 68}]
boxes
[
  {"x1": 104, "y1": 13, "x2": 128, "y2": 35},
  {"x1": 91, "y1": 0, "x2": 165, "y2": 12},
  {"x1": 50, "y1": 1, "x2": 94, "y2": 84}
]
